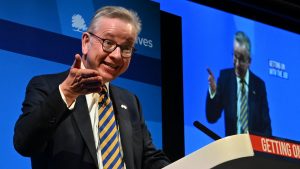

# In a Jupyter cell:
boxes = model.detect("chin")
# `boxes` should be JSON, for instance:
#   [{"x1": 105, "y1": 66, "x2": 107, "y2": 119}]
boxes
[
  {"x1": 235, "y1": 73, "x2": 242, "y2": 78},
  {"x1": 102, "y1": 74, "x2": 116, "y2": 83}
]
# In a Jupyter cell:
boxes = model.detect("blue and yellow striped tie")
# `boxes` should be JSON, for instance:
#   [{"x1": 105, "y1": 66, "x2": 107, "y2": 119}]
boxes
[
  {"x1": 98, "y1": 86, "x2": 124, "y2": 169},
  {"x1": 240, "y1": 79, "x2": 248, "y2": 133}
]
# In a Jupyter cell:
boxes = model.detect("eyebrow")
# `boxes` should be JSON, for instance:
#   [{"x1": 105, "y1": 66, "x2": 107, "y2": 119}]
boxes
[{"x1": 101, "y1": 33, "x2": 135, "y2": 44}]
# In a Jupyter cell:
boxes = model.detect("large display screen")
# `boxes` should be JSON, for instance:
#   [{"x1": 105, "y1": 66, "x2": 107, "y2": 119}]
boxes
[{"x1": 155, "y1": 0, "x2": 300, "y2": 155}]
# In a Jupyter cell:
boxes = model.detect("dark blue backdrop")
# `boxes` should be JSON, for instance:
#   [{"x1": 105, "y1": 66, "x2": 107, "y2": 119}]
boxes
[{"x1": 0, "y1": 0, "x2": 162, "y2": 168}]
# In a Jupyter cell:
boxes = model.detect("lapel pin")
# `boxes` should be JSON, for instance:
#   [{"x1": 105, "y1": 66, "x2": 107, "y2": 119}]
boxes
[{"x1": 121, "y1": 104, "x2": 127, "y2": 110}]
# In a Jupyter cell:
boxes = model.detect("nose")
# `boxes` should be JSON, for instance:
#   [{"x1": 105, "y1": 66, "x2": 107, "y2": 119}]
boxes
[
  {"x1": 235, "y1": 59, "x2": 241, "y2": 67},
  {"x1": 110, "y1": 46, "x2": 122, "y2": 59}
]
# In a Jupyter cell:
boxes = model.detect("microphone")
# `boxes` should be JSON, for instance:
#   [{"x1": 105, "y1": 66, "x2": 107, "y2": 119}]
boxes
[{"x1": 193, "y1": 121, "x2": 221, "y2": 141}]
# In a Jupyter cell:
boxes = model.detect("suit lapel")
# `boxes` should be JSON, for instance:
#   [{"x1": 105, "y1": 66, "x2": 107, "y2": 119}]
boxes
[
  {"x1": 248, "y1": 72, "x2": 255, "y2": 130},
  {"x1": 229, "y1": 70, "x2": 237, "y2": 126},
  {"x1": 109, "y1": 85, "x2": 134, "y2": 169},
  {"x1": 72, "y1": 95, "x2": 98, "y2": 166}
]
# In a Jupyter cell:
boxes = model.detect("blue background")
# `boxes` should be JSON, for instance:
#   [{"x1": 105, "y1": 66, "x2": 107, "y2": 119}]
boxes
[
  {"x1": 0, "y1": 0, "x2": 161, "y2": 168},
  {"x1": 2, "y1": 0, "x2": 300, "y2": 168}
]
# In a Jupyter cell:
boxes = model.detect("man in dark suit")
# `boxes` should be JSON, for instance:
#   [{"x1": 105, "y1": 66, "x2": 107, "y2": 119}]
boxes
[
  {"x1": 14, "y1": 6, "x2": 169, "y2": 169},
  {"x1": 206, "y1": 31, "x2": 272, "y2": 137}
]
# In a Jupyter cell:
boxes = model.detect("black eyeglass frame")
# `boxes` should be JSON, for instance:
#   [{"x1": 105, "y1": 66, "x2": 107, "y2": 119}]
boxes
[{"x1": 88, "y1": 32, "x2": 136, "y2": 58}]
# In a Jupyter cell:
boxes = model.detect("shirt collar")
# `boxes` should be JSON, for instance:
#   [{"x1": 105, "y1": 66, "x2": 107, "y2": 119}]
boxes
[{"x1": 237, "y1": 69, "x2": 249, "y2": 86}]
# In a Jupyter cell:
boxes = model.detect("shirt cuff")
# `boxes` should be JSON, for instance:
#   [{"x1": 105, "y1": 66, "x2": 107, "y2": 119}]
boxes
[
  {"x1": 208, "y1": 86, "x2": 216, "y2": 99},
  {"x1": 59, "y1": 84, "x2": 76, "y2": 110}
]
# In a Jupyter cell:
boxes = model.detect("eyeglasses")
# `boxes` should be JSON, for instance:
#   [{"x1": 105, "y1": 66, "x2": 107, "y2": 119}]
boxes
[
  {"x1": 233, "y1": 52, "x2": 249, "y2": 64},
  {"x1": 88, "y1": 32, "x2": 135, "y2": 58}
]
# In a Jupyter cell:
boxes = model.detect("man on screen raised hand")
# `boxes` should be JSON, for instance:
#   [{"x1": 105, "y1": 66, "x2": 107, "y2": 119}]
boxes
[{"x1": 206, "y1": 31, "x2": 272, "y2": 137}]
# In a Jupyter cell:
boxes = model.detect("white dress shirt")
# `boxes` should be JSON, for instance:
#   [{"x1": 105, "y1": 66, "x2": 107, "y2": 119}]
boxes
[
  {"x1": 58, "y1": 64, "x2": 125, "y2": 169},
  {"x1": 236, "y1": 70, "x2": 249, "y2": 134}
]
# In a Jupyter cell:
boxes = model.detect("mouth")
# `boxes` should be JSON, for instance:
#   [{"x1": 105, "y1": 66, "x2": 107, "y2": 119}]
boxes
[{"x1": 102, "y1": 61, "x2": 119, "y2": 70}]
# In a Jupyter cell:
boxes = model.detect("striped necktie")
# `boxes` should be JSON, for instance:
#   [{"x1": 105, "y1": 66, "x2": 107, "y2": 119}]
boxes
[
  {"x1": 240, "y1": 79, "x2": 248, "y2": 133},
  {"x1": 98, "y1": 86, "x2": 124, "y2": 169}
]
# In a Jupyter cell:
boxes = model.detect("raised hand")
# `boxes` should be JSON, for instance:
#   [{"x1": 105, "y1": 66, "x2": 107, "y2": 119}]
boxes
[
  {"x1": 207, "y1": 68, "x2": 216, "y2": 93},
  {"x1": 60, "y1": 54, "x2": 103, "y2": 106}
]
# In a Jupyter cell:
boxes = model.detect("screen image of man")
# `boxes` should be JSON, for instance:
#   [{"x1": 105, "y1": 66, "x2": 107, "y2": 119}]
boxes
[
  {"x1": 13, "y1": 6, "x2": 169, "y2": 169},
  {"x1": 206, "y1": 31, "x2": 272, "y2": 137}
]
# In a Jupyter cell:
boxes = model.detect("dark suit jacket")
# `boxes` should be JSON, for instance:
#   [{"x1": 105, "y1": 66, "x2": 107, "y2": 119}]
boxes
[
  {"x1": 14, "y1": 71, "x2": 169, "y2": 169},
  {"x1": 206, "y1": 68, "x2": 272, "y2": 136}
]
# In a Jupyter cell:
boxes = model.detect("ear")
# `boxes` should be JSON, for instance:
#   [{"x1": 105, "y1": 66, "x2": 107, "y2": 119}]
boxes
[{"x1": 82, "y1": 32, "x2": 90, "y2": 56}]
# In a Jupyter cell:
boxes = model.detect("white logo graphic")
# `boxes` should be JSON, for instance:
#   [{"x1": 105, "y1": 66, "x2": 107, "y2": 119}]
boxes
[
  {"x1": 269, "y1": 59, "x2": 288, "y2": 79},
  {"x1": 135, "y1": 36, "x2": 153, "y2": 48},
  {"x1": 72, "y1": 14, "x2": 87, "y2": 32}
]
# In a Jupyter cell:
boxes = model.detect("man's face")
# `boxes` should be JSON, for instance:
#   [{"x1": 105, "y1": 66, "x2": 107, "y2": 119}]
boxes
[
  {"x1": 81, "y1": 17, "x2": 137, "y2": 83},
  {"x1": 233, "y1": 47, "x2": 250, "y2": 78}
]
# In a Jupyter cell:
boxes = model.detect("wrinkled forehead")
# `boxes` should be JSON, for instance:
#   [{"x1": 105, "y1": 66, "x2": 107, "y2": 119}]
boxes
[
  {"x1": 98, "y1": 17, "x2": 136, "y2": 31},
  {"x1": 96, "y1": 17, "x2": 137, "y2": 40},
  {"x1": 234, "y1": 46, "x2": 250, "y2": 58}
]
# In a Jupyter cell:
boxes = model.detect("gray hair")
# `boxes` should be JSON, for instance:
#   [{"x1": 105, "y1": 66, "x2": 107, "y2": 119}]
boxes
[
  {"x1": 234, "y1": 31, "x2": 251, "y2": 55},
  {"x1": 88, "y1": 6, "x2": 142, "y2": 35}
]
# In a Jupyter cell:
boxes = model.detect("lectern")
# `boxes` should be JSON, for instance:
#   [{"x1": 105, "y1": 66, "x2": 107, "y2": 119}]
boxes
[{"x1": 163, "y1": 134, "x2": 300, "y2": 169}]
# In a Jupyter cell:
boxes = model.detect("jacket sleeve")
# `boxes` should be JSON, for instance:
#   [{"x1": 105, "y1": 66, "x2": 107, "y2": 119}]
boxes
[
  {"x1": 13, "y1": 76, "x2": 71, "y2": 156},
  {"x1": 134, "y1": 95, "x2": 170, "y2": 169},
  {"x1": 259, "y1": 81, "x2": 272, "y2": 136},
  {"x1": 206, "y1": 71, "x2": 224, "y2": 123}
]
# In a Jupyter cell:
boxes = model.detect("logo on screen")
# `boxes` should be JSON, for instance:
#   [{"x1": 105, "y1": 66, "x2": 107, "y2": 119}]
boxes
[
  {"x1": 269, "y1": 60, "x2": 288, "y2": 79},
  {"x1": 72, "y1": 14, "x2": 87, "y2": 32},
  {"x1": 136, "y1": 36, "x2": 153, "y2": 48}
]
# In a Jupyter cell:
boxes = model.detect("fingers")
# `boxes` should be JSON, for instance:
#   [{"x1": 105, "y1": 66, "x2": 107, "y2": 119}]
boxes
[
  {"x1": 207, "y1": 68, "x2": 217, "y2": 92},
  {"x1": 207, "y1": 68, "x2": 213, "y2": 76},
  {"x1": 207, "y1": 68, "x2": 215, "y2": 80},
  {"x1": 76, "y1": 69, "x2": 100, "y2": 78},
  {"x1": 72, "y1": 54, "x2": 82, "y2": 69},
  {"x1": 60, "y1": 57, "x2": 103, "y2": 105},
  {"x1": 69, "y1": 54, "x2": 103, "y2": 94},
  {"x1": 72, "y1": 70, "x2": 103, "y2": 94},
  {"x1": 74, "y1": 75, "x2": 102, "y2": 88}
]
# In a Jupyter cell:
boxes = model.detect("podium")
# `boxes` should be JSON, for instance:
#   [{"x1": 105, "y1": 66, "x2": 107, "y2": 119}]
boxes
[{"x1": 163, "y1": 134, "x2": 300, "y2": 169}]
